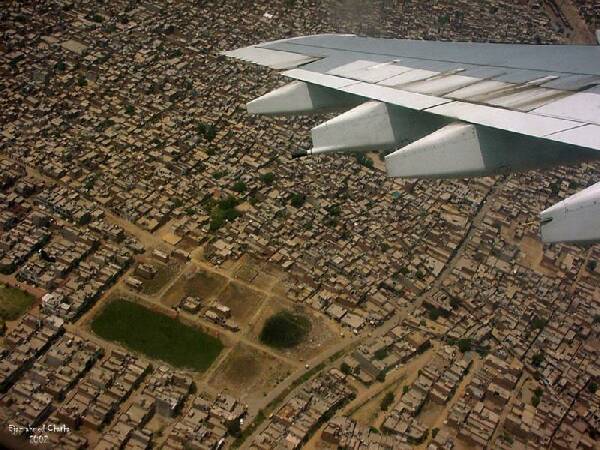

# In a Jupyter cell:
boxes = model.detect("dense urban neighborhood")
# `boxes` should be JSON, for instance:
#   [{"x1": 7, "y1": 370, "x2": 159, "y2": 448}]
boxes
[{"x1": 0, "y1": 0, "x2": 599, "y2": 449}]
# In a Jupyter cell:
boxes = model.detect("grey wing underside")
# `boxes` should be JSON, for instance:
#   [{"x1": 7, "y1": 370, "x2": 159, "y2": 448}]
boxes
[{"x1": 223, "y1": 34, "x2": 600, "y2": 244}]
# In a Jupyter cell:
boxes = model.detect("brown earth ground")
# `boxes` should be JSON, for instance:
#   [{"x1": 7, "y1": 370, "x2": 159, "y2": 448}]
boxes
[
  {"x1": 160, "y1": 267, "x2": 228, "y2": 307},
  {"x1": 139, "y1": 260, "x2": 183, "y2": 296},
  {"x1": 216, "y1": 282, "x2": 264, "y2": 325},
  {"x1": 207, "y1": 342, "x2": 294, "y2": 407},
  {"x1": 246, "y1": 296, "x2": 342, "y2": 363}
]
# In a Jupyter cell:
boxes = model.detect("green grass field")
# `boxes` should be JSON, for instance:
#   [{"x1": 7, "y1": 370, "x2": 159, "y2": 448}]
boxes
[
  {"x1": 260, "y1": 310, "x2": 311, "y2": 349},
  {"x1": 91, "y1": 299, "x2": 223, "y2": 371},
  {"x1": 0, "y1": 284, "x2": 35, "y2": 321}
]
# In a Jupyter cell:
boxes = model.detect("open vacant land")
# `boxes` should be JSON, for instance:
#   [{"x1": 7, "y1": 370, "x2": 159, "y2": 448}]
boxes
[
  {"x1": 162, "y1": 269, "x2": 228, "y2": 306},
  {"x1": 91, "y1": 298, "x2": 223, "y2": 371},
  {"x1": 0, "y1": 284, "x2": 35, "y2": 322},
  {"x1": 233, "y1": 255, "x2": 287, "y2": 293},
  {"x1": 208, "y1": 343, "x2": 294, "y2": 405},
  {"x1": 217, "y1": 282, "x2": 264, "y2": 325},
  {"x1": 140, "y1": 261, "x2": 181, "y2": 296}
]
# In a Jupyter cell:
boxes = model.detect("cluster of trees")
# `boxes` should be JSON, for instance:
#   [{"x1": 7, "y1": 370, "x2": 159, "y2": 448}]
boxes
[
  {"x1": 259, "y1": 172, "x2": 275, "y2": 185},
  {"x1": 532, "y1": 352, "x2": 545, "y2": 367},
  {"x1": 232, "y1": 181, "x2": 247, "y2": 193},
  {"x1": 354, "y1": 153, "x2": 374, "y2": 169},
  {"x1": 85, "y1": 12, "x2": 103, "y2": 23},
  {"x1": 374, "y1": 347, "x2": 389, "y2": 360},
  {"x1": 447, "y1": 337, "x2": 473, "y2": 353},
  {"x1": 380, "y1": 392, "x2": 394, "y2": 411},
  {"x1": 290, "y1": 192, "x2": 306, "y2": 208},
  {"x1": 531, "y1": 387, "x2": 543, "y2": 407},
  {"x1": 425, "y1": 305, "x2": 448, "y2": 321},
  {"x1": 206, "y1": 195, "x2": 241, "y2": 231},
  {"x1": 197, "y1": 122, "x2": 217, "y2": 141}
]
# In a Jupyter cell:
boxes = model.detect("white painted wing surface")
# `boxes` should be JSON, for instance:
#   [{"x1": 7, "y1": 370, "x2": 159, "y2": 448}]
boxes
[{"x1": 223, "y1": 34, "x2": 600, "y2": 243}]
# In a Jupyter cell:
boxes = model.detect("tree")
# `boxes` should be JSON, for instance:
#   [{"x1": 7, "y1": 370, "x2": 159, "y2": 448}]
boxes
[
  {"x1": 587, "y1": 260, "x2": 597, "y2": 272},
  {"x1": 432, "y1": 428, "x2": 439, "y2": 438},
  {"x1": 204, "y1": 124, "x2": 216, "y2": 141},
  {"x1": 588, "y1": 382, "x2": 598, "y2": 394},
  {"x1": 326, "y1": 205, "x2": 341, "y2": 217},
  {"x1": 340, "y1": 362, "x2": 352, "y2": 375},
  {"x1": 531, "y1": 316, "x2": 547, "y2": 330},
  {"x1": 259, "y1": 172, "x2": 275, "y2": 185},
  {"x1": 532, "y1": 352, "x2": 544, "y2": 367},
  {"x1": 232, "y1": 181, "x2": 247, "y2": 193},
  {"x1": 380, "y1": 392, "x2": 395, "y2": 411},
  {"x1": 402, "y1": 385, "x2": 409, "y2": 395},
  {"x1": 209, "y1": 196, "x2": 241, "y2": 231},
  {"x1": 227, "y1": 419, "x2": 241, "y2": 437},
  {"x1": 354, "y1": 153, "x2": 374, "y2": 168},
  {"x1": 374, "y1": 348, "x2": 388, "y2": 360},
  {"x1": 458, "y1": 338, "x2": 472, "y2": 353},
  {"x1": 290, "y1": 192, "x2": 306, "y2": 208},
  {"x1": 77, "y1": 75, "x2": 87, "y2": 87},
  {"x1": 437, "y1": 14, "x2": 449, "y2": 31},
  {"x1": 218, "y1": 196, "x2": 239, "y2": 210},
  {"x1": 532, "y1": 394, "x2": 541, "y2": 407},
  {"x1": 125, "y1": 104, "x2": 135, "y2": 115},
  {"x1": 428, "y1": 307, "x2": 441, "y2": 321},
  {"x1": 209, "y1": 213, "x2": 225, "y2": 231},
  {"x1": 197, "y1": 122, "x2": 216, "y2": 141},
  {"x1": 376, "y1": 371, "x2": 386, "y2": 382}
]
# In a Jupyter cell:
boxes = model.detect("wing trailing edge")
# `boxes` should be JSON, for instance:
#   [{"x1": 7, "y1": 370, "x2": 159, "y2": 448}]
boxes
[{"x1": 225, "y1": 35, "x2": 600, "y2": 244}]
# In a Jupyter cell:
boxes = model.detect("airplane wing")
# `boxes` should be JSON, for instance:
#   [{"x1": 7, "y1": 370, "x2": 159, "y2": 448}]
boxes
[{"x1": 223, "y1": 34, "x2": 600, "y2": 244}]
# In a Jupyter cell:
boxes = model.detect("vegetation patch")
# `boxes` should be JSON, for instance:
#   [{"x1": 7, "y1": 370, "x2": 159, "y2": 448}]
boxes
[
  {"x1": 0, "y1": 284, "x2": 35, "y2": 321},
  {"x1": 206, "y1": 195, "x2": 241, "y2": 231},
  {"x1": 91, "y1": 299, "x2": 223, "y2": 371},
  {"x1": 380, "y1": 392, "x2": 395, "y2": 411},
  {"x1": 259, "y1": 310, "x2": 311, "y2": 349}
]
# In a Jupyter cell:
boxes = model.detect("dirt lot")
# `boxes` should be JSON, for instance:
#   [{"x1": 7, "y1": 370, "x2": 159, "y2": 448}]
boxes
[
  {"x1": 161, "y1": 268, "x2": 228, "y2": 306},
  {"x1": 216, "y1": 281, "x2": 265, "y2": 326},
  {"x1": 139, "y1": 261, "x2": 182, "y2": 296},
  {"x1": 247, "y1": 298, "x2": 341, "y2": 361},
  {"x1": 233, "y1": 255, "x2": 289, "y2": 294},
  {"x1": 207, "y1": 342, "x2": 294, "y2": 406},
  {"x1": 518, "y1": 236, "x2": 557, "y2": 277},
  {"x1": 233, "y1": 255, "x2": 260, "y2": 283}
]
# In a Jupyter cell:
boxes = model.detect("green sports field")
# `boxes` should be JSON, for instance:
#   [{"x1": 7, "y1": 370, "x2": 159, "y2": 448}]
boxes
[
  {"x1": 91, "y1": 299, "x2": 223, "y2": 371},
  {"x1": 0, "y1": 284, "x2": 35, "y2": 321}
]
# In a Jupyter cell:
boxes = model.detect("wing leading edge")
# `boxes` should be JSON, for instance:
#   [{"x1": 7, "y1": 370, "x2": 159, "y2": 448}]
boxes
[{"x1": 223, "y1": 34, "x2": 600, "y2": 244}]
